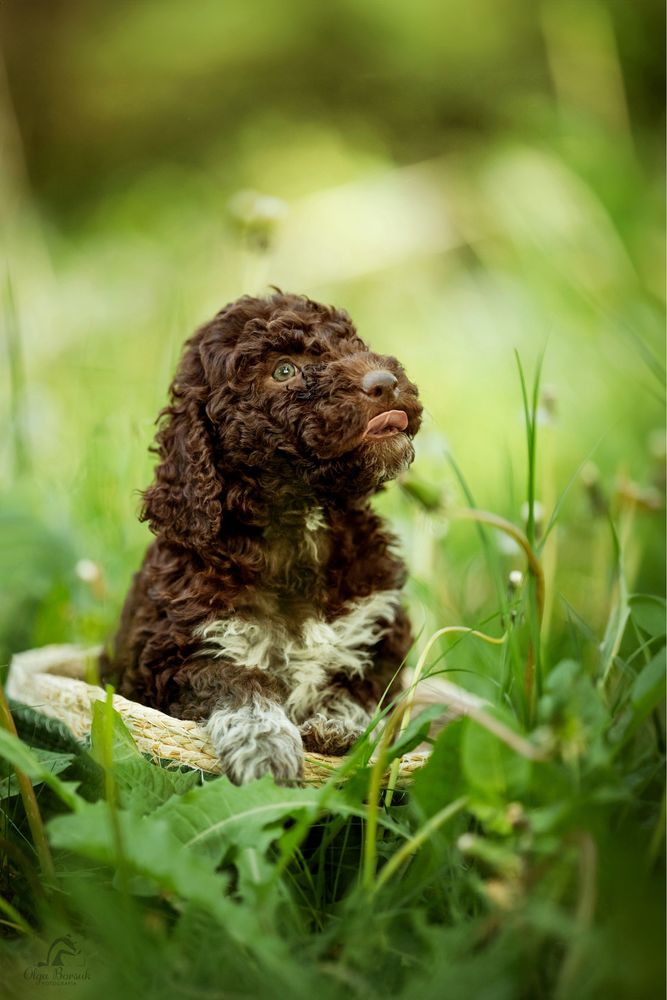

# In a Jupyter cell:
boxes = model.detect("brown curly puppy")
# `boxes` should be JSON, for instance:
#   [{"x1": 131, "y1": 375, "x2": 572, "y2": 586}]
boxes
[{"x1": 101, "y1": 291, "x2": 422, "y2": 784}]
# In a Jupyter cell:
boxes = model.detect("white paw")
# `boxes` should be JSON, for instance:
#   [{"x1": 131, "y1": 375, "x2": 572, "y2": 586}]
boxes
[{"x1": 207, "y1": 701, "x2": 304, "y2": 785}]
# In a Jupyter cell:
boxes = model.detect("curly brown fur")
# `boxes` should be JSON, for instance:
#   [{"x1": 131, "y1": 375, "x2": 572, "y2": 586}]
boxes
[{"x1": 101, "y1": 291, "x2": 422, "y2": 784}]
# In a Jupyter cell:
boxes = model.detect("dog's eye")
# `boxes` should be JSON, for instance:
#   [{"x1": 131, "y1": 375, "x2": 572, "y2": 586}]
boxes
[{"x1": 272, "y1": 361, "x2": 298, "y2": 382}]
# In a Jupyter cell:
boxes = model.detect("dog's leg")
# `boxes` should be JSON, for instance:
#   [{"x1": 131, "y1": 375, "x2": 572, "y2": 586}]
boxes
[
  {"x1": 172, "y1": 662, "x2": 303, "y2": 785},
  {"x1": 298, "y1": 690, "x2": 374, "y2": 755},
  {"x1": 207, "y1": 693, "x2": 303, "y2": 785}
]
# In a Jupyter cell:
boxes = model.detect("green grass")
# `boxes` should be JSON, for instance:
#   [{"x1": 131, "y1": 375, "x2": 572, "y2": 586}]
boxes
[
  {"x1": 0, "y1": 348, "x2": 664, "y2": 997},
  {"x1": 0, "y1": 58, "x2": 664, "y2": 995}
]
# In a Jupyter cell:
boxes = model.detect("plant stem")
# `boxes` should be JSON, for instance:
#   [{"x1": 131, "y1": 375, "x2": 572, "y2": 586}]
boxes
[
  {"x1": 362, "y1": 702, "x2": 409, "y2": 892},
  {"x1": 0, "y1": 835, "x2": 45, "y2": 904},
  {"x1": 555, "y1": 832, "x2": 597, "y2": 1000},
  {"x1": 4, "y1": 273, "x2": 31, "y2": 478},
  {"x1": 0, "y1": 894, "x2": 32, "y2": 935},
  {"x1": 372, "y1": 796, "x2": 469, "y2": 893},
  {"x1": 454, "y1": 507, "x2": 545, "y2": 714},
  {"x1": 454, "y1": 508, "x2": 545, "y2": 623},
  {"x1": 648, "y1": 786, "x2": 666, "y2": 867},
  {"x1": 384, "y1": 625, "x2": 507, "y2": 808},
  {"x1": 0, "y1": 683, "x2": 55, "y2": 884},
  {"x1": 102, "y1": 685, "x2": 129, "y2": 897}
]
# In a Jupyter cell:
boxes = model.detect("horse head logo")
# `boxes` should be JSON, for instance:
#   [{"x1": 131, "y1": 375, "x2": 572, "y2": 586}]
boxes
[{"x1": 37, "y1": 934, "x2": 82, "y2": 967}]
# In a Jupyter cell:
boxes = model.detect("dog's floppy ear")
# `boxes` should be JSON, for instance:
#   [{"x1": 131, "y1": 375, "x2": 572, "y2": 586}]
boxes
[{"x1": 141, "y1": 341, "x2": 222, "y2": 549}]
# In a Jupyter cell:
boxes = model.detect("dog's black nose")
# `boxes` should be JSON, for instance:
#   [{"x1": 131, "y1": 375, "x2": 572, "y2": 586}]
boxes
[{"x1": 362, "y1": 369, "x2": 399, "y2": 400}]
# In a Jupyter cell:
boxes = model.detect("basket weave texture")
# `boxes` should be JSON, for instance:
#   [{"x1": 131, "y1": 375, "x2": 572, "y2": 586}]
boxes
[{"x1": 6, "y1": 645, "x2": 428, "y2": 787}]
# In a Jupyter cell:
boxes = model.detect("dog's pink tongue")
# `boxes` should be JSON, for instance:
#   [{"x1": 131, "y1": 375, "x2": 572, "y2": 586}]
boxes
[{"x1": 365, "y1": 410, "x2": 409, "y2": 436}]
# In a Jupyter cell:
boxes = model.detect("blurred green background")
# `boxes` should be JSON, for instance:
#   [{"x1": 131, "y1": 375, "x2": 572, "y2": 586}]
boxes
[{"x1": 0, "y1": 0, "x2": 664, "y2": 672}]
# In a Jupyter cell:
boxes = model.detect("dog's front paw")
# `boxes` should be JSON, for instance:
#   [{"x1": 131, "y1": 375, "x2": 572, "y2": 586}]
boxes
[
  {"x1": 299, "y1": 714, "x2": 365, "y2": 755},
  {"x1": 207, "y1": 702, "x2": 304, "y2": 785}
]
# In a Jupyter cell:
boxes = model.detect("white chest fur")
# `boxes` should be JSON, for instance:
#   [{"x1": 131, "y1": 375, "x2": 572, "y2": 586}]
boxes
[{"x1": 195, "y1": 589, "x2": 401, "y2": 721}]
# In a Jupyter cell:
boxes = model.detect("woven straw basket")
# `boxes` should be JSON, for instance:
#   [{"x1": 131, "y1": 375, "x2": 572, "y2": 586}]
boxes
[{"x1": 6, "y1": 645, "x2": 429, "y2": 787}]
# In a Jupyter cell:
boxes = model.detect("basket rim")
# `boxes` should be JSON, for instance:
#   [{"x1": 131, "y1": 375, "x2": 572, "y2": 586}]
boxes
[{"x1": 7, "y1": 644, "x2": 431, "y2": 786}]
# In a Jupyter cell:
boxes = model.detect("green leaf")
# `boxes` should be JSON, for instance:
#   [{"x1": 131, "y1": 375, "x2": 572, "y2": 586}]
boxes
[
  {"x1": 541, "y1": 659, "x2": 611, "y2": 768},
  {"x1": 47, "y1": 801, "x2": 296, "y2": 966},
  {"x1": 599, "y1": 519, "x2": 630, "y2": 685},
  {"x1": 399, "y1": 473, "x2": 442, "y2": 511},
  {"x1": 8, "y1": 700, "x2": 105, "y2": 801},
  {"x1": 385, "y1": 705, "x2": 443, "y2": 761},
  {"x1": 461, "y1": 716, "x2": 531, "y2": 798},
  {"x1": 90, "y1": 699, "x2": 140, "y2": 766},
  {"x1": 152, "y1": 773, "x2": 325, "y2": 864},
  {"x1": 90, "y1": 703, "x2": 201, "y2": 811},
  {"x1": 8, "y1": 700, "x2": 86, "y2": 754},
  {"x1": 0, "y1": 728, "x2": 82, "y2": 810},
  {"x1": 629, "y1": 595, "x2": 667, "y2": 637},
  {"x1": 611, "y1": 648, "x2": 666, "y2": 751},
  {"x1": 632, "y1": 647, "x2": 667, "y2": 709},
  {"x1": 411, "y1": 718, "x2": 465, "y2": 818},
  {"x1": 151, "y1": 770, "x2": 398, "y2": 884},
  {"x1": 544, "y1": 658, "x2": 582, "y2": 694},
  {"x1": 0, "y1": 748, "x2": 74, "y2": 798},
  {"x1": 48, "y1": 803, "x2": 233, "y2": 921}
]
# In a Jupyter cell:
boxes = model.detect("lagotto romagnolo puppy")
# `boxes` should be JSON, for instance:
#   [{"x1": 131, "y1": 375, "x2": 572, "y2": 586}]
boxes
[{"x1": 101, "y1": 292, "x2": 422, "y2": 784}]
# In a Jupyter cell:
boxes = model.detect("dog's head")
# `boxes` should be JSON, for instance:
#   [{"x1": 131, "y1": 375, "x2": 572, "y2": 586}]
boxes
[{"x1": 142, "y1": 292, "x2": 422, "y2": 547}]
